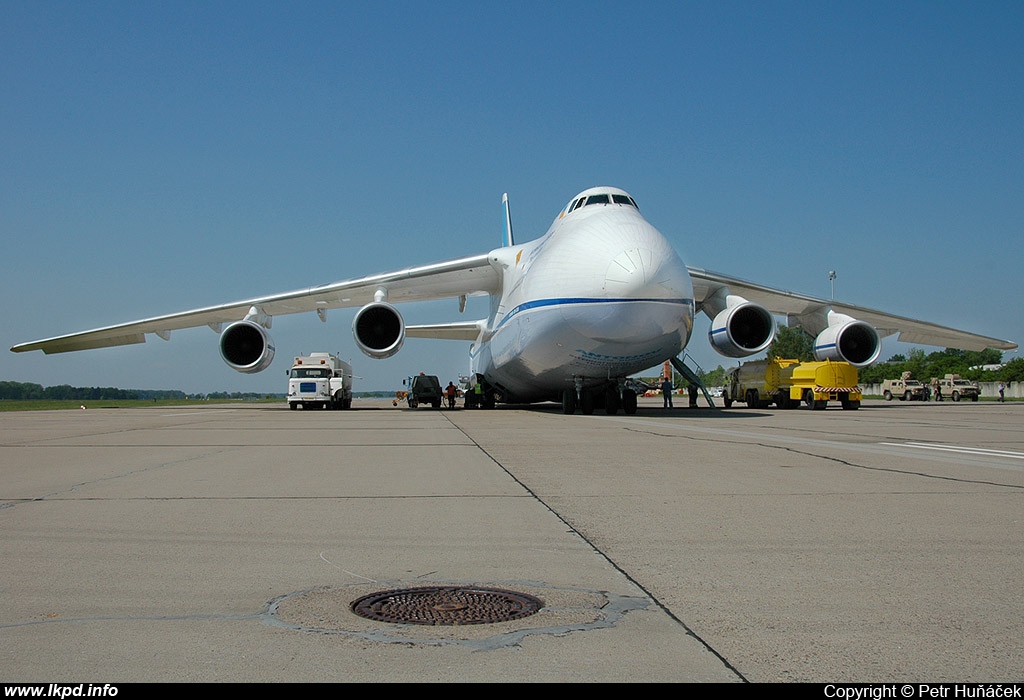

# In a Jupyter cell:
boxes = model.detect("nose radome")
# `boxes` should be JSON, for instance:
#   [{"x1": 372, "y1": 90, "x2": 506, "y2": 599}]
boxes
[{"x1": 604, "y1": 247, "x2": 655, "y2": 294}]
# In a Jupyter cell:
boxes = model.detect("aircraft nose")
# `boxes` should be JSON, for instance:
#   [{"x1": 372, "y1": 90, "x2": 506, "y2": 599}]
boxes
[
  {"x1": 604, "y1": 246, "x2": 690, "y2": 299},
  {"x1": 605, "y1": 247, "x2": 655, "y2": 291}
]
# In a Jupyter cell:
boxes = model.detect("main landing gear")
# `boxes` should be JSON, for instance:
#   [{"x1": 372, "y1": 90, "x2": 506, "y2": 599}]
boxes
[{"x1": 562, "y1": 379, "x2": 638, "y2": 416}]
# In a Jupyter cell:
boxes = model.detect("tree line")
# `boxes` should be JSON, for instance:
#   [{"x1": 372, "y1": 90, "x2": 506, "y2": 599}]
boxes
[{"x1": 0, "y1": 381, "x2": 189, "y2": 401}]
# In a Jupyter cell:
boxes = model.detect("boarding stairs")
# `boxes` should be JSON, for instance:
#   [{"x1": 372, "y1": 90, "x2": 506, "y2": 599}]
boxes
[{"x1": 670, "y1": 354, "x2": 717, "y2": 408}]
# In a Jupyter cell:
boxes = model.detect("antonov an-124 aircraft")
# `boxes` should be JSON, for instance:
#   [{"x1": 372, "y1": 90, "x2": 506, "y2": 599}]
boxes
[{"x1": 11, "y1": 186, "x2": 1017, "y2": 413}]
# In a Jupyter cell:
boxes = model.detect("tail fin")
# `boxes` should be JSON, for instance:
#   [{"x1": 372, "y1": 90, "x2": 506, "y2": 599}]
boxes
[{"x1": 502, "y1": 192, "x2": 515, "y2": 246}]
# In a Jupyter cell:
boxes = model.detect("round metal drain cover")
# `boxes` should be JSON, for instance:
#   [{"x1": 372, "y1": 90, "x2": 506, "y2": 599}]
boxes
[{"x1": 351, "y1": 586, "x2": 544, "y2": 626}]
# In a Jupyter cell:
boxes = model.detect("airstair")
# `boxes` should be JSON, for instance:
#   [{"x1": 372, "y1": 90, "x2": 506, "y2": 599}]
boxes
[{"x1": 670, "y1": 354, "x2": 717, "y2": 408}]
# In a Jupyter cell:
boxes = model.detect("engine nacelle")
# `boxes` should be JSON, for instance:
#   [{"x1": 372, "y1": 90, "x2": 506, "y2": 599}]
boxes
[
  {"x1": 708, "y1": 299, "x2": 776, "y2": 358},
  {"x1": 353, "y1": 301, "x2": 405, "y2": 359},
  {"x1": 813, "y1": 313, "x2": 880, "y2": 367},
  {"x1": 219, "y1": 320, "x2": 276, "y2": 374}
]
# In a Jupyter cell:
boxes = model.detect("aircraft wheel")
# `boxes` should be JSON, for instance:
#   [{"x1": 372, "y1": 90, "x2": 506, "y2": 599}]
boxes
[
  {"x1": 580, "y1": 390, "x2": 594, "y2": 415},
  {"x1": 604, "y1": 387, "x2": 620, "y2": 415},
  {"x1": 622, "y1": 389, "x2": 637, "y2": 415},
  {"x1": 562, "y1": 388, "x2": 576, "y2": 415}
]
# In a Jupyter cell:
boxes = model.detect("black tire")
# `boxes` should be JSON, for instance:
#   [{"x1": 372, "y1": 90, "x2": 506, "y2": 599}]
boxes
[
  {"x1": 604, "y1": 387, "x2": 620, "y2": 415},
  {"x1": 622, "y1": 389, "x2": 638, "y2": 415},
  {"x1": 580, "y1": 389, "x2": 594, "y2": 415},
  {"x1": 562, "y1": 388, "x2": 576, "y2": 415}
]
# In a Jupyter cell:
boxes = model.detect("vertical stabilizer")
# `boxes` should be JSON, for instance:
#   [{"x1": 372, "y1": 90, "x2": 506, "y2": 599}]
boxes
[{"x1": 503, "y1": 192, "x2": 515, "y2": 246}]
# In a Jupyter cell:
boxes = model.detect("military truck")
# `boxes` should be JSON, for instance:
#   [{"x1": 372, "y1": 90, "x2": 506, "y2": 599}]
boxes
[
  {"x1": 881, "y1": 372, "x2": 927, "y2": 401},
  {"x1": 933, "y1": 374, "x2": 980, "y2": 402},
  {"x1": 724, "y1": 358, "x2": 861, "y2": 410},
  {"x1": 404, "y1": 373, "x2": 443, "y2": 408}
]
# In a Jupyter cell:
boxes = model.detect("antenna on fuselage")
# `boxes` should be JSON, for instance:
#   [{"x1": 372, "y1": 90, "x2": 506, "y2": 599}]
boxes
[{"x1": 502, "y1": 192, "x2": 515, "y2": 247}]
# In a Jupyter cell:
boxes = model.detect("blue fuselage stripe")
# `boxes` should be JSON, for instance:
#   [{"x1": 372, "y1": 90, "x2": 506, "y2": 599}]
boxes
[{"x1": 496, "y1": 297, "x2": 692, "y2": 331}]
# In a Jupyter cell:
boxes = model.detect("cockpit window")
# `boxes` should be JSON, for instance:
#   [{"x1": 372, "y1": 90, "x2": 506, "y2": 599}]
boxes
[{"x1": 563, "y1": 191, "x2": 639, "y2": 216}]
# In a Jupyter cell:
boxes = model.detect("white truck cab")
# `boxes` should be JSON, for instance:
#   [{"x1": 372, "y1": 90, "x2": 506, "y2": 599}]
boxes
[{"x1": 287, "y1": 353, "x2": 353, "y2": 410}]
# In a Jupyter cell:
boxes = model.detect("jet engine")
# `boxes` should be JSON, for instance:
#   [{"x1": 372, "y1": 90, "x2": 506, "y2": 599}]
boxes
[
  {"x1": 708, "y1": 298, "x2": 776, "y2": 358},
  {"x1": 353, "y1": 301, "x2": 405, "y2": 359},
  {"x1": 813, "y1": 312, "x2": 880, "y2": 367},
  {"x1": 219, "y1": 320, "x2": 276, "y2": 374}
]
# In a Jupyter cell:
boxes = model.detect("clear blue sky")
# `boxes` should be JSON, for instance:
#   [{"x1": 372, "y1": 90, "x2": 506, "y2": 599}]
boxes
[{"x1": 3, "y1": 1, "x2": 1022, "y2": 395}]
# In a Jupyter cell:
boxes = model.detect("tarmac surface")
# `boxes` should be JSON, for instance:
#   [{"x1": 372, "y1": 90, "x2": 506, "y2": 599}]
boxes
[{"x1": 1, "y1": 396, "x2": 1021, "y2": 683}]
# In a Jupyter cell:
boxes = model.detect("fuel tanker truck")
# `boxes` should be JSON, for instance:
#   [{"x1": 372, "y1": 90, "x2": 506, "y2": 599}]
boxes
[
  {"x1": 286, "y1": 353, "x2": 353, "y2": 410},
  {"x1": 724, "y1": 358, "x2": 862, "y2": 410}
]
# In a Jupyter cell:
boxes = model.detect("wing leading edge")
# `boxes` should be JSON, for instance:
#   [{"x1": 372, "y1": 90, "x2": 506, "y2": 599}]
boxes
[
  {"x1": 689, "y1": 266, "x2": 1017, "y2": 352},
  {"x1": 11, "y1": 254, "x2": 500, "y2": 355}
]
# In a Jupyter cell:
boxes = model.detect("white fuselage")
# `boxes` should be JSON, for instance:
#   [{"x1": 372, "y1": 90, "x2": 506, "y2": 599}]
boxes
[{"x1": 470, "y1": 188, "x2": 694, "y2": 402}]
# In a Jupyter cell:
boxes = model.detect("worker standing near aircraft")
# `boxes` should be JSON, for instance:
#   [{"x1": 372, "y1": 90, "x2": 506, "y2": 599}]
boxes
[
  {"x1": 445, "y1": 381, "x2": 457, "y2": 409},
  {"x1": 472, "y1": 376, "x2": 483, "y2": 408},
  {"x1": 662, "y1": 377, "x2": 673, "y2": 408}
]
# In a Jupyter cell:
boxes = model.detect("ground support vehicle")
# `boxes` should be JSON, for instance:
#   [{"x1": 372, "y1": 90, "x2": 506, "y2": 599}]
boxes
[
  {"x1": 724, "y1": 358, "x2": 862, "y2": 410},
  {"x1": 933, "y1": 374, "x2": 980, "y2": 402},
  {"x1": 287, "y1": 353, "x2": 353, "y2": 410},
  {"x1": 882, "y1": 372, "x2": 927, "y2": 402},
  {"x1": 404, "y1": 374, "x2": 443, "y2": 408}
]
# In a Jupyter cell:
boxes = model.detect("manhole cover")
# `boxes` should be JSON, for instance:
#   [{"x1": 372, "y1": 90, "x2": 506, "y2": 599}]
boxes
[{"x1": 350, "y1": 586, "x2": 544, "y2": 625}]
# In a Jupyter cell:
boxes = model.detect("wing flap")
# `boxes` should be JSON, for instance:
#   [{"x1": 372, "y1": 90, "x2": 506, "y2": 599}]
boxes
[
  {"x1": 406, "y1": 320, "x2": 486, "y2": 341},
  {"x1": 20, "y1": 332, "x2": 148, "y2": 354}
]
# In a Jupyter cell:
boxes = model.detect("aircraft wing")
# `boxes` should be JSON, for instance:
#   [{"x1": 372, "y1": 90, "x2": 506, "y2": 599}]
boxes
[
  {"x1": 689, "y1": 266, "x2": 1017, "y2": 352},
  {"x1": 11, "y1": 254, "x2": 500, "y2": 354}
]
